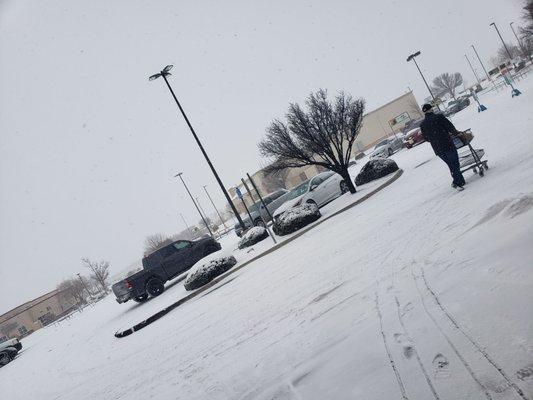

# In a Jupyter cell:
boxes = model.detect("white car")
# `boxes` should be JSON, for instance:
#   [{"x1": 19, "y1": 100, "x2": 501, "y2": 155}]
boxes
[
  {"x1": 370, "y1": 136, "x2": 404, "y2": 158},
  {"x1": 273, "y1": 171, "x2": 349, "y2": 219}
]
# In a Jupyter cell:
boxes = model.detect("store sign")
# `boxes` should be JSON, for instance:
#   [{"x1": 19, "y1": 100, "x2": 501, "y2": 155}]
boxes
[{"x1": 389, "y1": 112, "x2": 410, "y2": 127}]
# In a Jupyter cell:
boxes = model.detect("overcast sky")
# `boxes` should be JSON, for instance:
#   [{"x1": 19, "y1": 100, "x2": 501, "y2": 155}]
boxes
[{"x1": 0, "y1": 0, "x2": 524, "y2": 312}]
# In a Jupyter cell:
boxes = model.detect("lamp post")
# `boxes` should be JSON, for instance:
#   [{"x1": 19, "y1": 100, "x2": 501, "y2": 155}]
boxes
[
  {"x1": 149, "y1": 65, "x2": 246, "y2": 231},
  {"x1": 179, "y1": 213, "x2": 192, "y2": 237},
  {"x1": 465, "y1": 54, "x2": 481, "y2": 85},
  {"x1": 174, "y1": 172, "x2": 213, "y2": 238},
  {"x1": 195, "y1": 196, "x2": 207, "y2": 221},
  {"x1": 490, "y1": 22, "x2": 513, "y2": 60},
  {"x1": 203, "y1": 185, "x2": 227, "y2": 230},
  {"x1": 470, "y1": 44, "x2": 494, "y2": 87},
  {"x1": 77, "y1": 273, "x2": 92, "y2": 298},
  {"x1": 406, "y1": 51, "x2": 438, "y2": 105},
  {"x1": 509, "y1": 22, "x2": 522, "y2": 49}
]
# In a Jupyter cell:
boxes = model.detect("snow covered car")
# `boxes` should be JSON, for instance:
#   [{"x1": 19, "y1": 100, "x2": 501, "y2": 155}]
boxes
[
  {"x1": 273, "y1": 171, "x2": 349, "y2": 219},
  {"x1": 370, "y1": 137, "x2": 404, "y2": 158},
  {"x1": 0, "y1": 338, "x2": 22, "y2": 367},
  {"x1": 444, "y1": 97, "x2": 470, "y2": 116}
]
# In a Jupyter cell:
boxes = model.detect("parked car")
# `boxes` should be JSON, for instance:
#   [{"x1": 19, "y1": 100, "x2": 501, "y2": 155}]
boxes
[
  {"x1": 402, "y1": 117, "x2": 424, "y2": 133},
  {"x1": 112, "y1": 237, "x2": 221, "y2": 303},
  {"x1": 273, "y1": 171, "x2": 349, "y2": 219},
  {"x1": 370, "y1": 136, "x2": 404, "y2": 158},
  {"x1": 444, "y1": 97, "x2": 470, "y2": 116},
  {"x1": 403, "y1": 127, "x2": 425, "y2": 148},
  {"x1": 234, "y1": 189, "x2": 289, "y2": 237},
  {"x1": 0, "y1": 338, "x2": 22, "y2": 367}
]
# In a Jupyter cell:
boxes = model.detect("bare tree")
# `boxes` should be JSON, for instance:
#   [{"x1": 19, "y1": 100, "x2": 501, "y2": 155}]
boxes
[
  {"x1": 431, "y1": 72, "x2": 463, "y2": 100},
  {"x1": 258, "y1": 89, "x2": 364, "y2": 193},
  {"x1": 82, "y1": 258, "x2": 110, "y2": 294},
  {"x1": 0, "y1": 321, "x2": 18, "y2": 338},
  {"x1": 144, "y1": 233, "x2": 173, "y2": 254},
  {"x1": 520, "y1": 0, "x2": 533, "y2": 36},
  {"x1": 57, "y1": 278, "x2": 88, "y2": 305},
  {"x1": 261, "y1": 168, "x2": 290, "y2": 193}
]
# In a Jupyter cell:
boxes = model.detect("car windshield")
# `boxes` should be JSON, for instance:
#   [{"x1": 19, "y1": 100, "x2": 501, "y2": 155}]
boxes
[
  {"x1": 374, "y1": 139, "x2": 389, "y2": 149},
  {"x1": 285, "y1": 180, "x2": 310, "y2": 200}
]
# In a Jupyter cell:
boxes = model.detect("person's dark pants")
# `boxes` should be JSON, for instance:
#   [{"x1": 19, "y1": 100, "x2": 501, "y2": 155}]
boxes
[{"x1": 438, "y1": 149, "x2": 465, "y2": 187}]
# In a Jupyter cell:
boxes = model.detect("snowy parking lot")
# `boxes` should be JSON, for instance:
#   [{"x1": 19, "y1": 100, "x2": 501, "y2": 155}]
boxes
[{"x1": 2, "y1": 76, "x2": 533, "y2": 399}]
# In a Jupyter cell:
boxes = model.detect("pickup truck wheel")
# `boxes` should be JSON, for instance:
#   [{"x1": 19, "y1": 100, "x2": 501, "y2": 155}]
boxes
[
  {"x1": 133, "y1": 294, "x2": 149, "y2": 303},
  {"x1": 146, "y1": 278, "x2": 165, "y2": 297}
]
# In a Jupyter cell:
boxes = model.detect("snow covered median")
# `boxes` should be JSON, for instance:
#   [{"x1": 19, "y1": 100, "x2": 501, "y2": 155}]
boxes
[
  {"x1": 184, "y1": 256, "x2": 238, "y2": 291},
  {"x1": 238, "y1": 226, "x2": 269, "y2": 249},
  {"x1": 273, "y1": 202, "x2": 321, "y2": 236},
  {"x1": 354, "y1": 157, "x2": 399, "y2": 186}
]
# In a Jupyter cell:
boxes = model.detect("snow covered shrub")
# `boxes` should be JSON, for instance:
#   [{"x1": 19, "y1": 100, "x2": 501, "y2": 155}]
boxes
[
  {"x1": 184, "y1": 256, "x2": 237, "y2": 291},
  {"x1": 354, "y1": 158, "x2": 399, "y2": 186},
  {"x1": 238, "y1": 226, "x2": 269, "y2": 249},
  {"x1": 273, "y1": 203, "x2": 321, "y2": 236}
]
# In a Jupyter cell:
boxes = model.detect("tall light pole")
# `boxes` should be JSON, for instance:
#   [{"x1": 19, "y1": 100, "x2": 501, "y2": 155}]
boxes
[
  {"x1": 490, "y1": 22, "x2": 513, "y2": 60},
  {"x1": 406, "y1": 51, "x2": 438, "y2": 105},
  {"x1": 470, "y1": 44, "x2": 493, "y2": 85},
  {"x1": 203, "y1": 185, "x2": 227, "y2": 230},
  {"x1": 179, "y1": 212, "x2": 192, "y2": 236},
  {"x1": 149, "y1": 65, "x2": 246, "y2": 231},
  {"x1": 174, "y1": 172, "x2": 213, "y2": 238},
  {"x1": 195, "y1": 196, "x2": 207, "y2": 221},
  {"x1": 509, "y1": 22, "x2": 522, "y2": 49},
  {"x1": 465, "y1": 54, "x2": 481, "y2": 85}
]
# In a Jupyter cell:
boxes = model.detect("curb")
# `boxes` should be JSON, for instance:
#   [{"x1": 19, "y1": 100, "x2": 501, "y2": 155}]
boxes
[{"x1": 114, "y1": 169, "x2": 403, "y2": 338}]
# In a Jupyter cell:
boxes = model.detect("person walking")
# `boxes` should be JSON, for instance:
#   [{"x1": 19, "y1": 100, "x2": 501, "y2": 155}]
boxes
[{"x1": 419, "y1": 103, "x2": 466, "y2": 191}]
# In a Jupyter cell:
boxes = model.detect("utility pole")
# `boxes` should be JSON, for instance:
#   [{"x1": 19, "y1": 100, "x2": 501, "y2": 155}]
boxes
[
  {"x1": 203, "y1": 185, "x2": 227, "y2": 230},
  {"x1": 174, "y1": 172, "x2": 213, "y2": 238},
  {"x1": 149, "y1": 65, "x2": 245, "y2": 231}
]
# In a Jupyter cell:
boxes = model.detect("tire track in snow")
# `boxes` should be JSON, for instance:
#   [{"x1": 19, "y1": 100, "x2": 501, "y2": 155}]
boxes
[
  {"x1": 411, "y1": 270, "x2": 494, "y2": 400},
  {"x1": 394, "y1": 296, "x2": 441, "y2": 400},
  {"x1": 420, "y1": 268, "x2": 529, "y2": 400},
  {"x1": 375, "y1": 291, "x2": 410, "y2": 400}
]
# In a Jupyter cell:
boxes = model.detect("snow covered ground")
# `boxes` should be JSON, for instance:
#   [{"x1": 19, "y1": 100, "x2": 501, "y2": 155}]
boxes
[{"x1": 2, "y1": 75, "x2": 533, "y2": 400}]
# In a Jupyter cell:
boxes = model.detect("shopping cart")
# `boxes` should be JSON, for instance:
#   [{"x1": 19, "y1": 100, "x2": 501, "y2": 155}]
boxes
[{"x1": 452, "y1": 128, "x2": 489, "y2": 176}]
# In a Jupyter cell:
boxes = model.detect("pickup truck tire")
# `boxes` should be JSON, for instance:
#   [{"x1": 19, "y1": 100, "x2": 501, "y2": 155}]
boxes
[
  {"x1": 0, "y1": 351, "x2": 13, "y2": 366},
  {"x1": 146, "y1": 278, "x2": 165, "y2": 297},
  {"x1": 133, "y1": 294, "x2": 149, "y2": 303}
]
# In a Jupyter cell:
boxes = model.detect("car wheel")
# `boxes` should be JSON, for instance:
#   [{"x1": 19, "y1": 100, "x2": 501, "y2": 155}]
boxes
[
  {"x1": 340, "y1": 181, "x2": 349, "y2": 194},
  {"x1": 0, "y1": 352, "x2": 11, "y2": 366},
  {"x1": 133, "y1": 294, "x2": 149, "y2": 303},
  {"x1": 145, "y1": 278, "x2": 165, "y2": 297},
  {"x1": 306, "y1": 199, "x2": 317, "y2": 207},
  {"x1": 388, "y1": 148, "x2": 393, "y2": 156}
]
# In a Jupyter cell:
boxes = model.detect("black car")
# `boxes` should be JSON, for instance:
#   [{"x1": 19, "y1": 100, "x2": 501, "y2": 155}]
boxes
[
  {"x1": 444, "y1": 97, "x2": 470, "y2": 117},
  {"x1": 112, "y1": 237, "x2": 221, "y2": 304}
]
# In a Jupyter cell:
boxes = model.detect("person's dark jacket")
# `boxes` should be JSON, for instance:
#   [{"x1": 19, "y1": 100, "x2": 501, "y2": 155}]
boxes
[{"x1": 420, "y1": 112, "x2": 458, "y2": 155}]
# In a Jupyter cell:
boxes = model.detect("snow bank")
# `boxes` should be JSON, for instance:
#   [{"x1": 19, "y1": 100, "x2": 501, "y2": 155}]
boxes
[
  {"x1": 354, "y1": 157, "x2": 399, "y2": 186},
  {"x1": 238, "y1": 226, "x2": 269, "y2": 249},
  {"x1": 273, "y1": 203, "x2": 321, "y2": 236},
  {"x1": 184, "y1": 256, "x2": 237, "y2": 291}
]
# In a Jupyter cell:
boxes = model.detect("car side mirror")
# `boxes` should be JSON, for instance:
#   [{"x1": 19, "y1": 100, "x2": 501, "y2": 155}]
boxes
[{"x1": 310, "y1": 184, "x2": 318, "y2": 191}]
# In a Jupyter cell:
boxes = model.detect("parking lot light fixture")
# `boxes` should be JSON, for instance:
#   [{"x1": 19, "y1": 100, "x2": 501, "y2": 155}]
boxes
[
  {"x1": 174, "y1": 172, "x2": 213, "y2": 238},
  {"x1": 406, "y1": 51, "x2": 438, "y2": 105},
  {"x1": 149, "y1": 65, "x2": 245, "y2": 231},
  {"x1": 490, "y1": 22, "x2": 513, "y2": 61}
]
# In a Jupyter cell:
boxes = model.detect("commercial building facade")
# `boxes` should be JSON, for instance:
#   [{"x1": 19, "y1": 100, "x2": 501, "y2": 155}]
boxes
[{"x1": 0, "y1": 289, "x2": 78, "y2": 341}]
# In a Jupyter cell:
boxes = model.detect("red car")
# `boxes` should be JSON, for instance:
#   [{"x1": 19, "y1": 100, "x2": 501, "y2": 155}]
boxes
[{"x1": 403, "y1": 127, "x2": 425, "y2": 149}]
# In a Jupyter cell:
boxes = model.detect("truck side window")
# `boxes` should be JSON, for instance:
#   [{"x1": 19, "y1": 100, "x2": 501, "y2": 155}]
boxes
[{"x1": 173, "y1": 241, "x2": 190, "y2": 251}]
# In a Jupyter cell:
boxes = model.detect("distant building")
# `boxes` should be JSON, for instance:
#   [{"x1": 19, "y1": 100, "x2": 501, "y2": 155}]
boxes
[
  {"x1": 0, "y1": 289, "x2": 78, "y2": 341},
  {"x1": 227, "y1": 91, "x2": 422, "y2": 214}
]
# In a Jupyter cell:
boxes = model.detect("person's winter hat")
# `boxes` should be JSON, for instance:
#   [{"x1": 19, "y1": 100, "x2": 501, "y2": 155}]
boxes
[{"x1": 422, "y1": 103, "x2": 433, "y2": 113}]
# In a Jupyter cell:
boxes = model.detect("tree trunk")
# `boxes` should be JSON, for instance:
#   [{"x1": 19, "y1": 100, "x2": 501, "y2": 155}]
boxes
[{"x1": 339, "y1": 168, "x2": 356, "y2": 193}]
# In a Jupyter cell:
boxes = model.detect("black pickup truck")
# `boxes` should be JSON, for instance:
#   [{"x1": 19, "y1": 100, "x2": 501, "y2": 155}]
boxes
[{"x1": 112, "y1": 237, "x2": 221, "y2": 304}]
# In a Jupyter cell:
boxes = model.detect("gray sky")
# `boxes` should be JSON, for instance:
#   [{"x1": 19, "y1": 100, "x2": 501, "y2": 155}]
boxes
[{"x1": 0, "y1": 0, "x2": 524, "y2": 312}]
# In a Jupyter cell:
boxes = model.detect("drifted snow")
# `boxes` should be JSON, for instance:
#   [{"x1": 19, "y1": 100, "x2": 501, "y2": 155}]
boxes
[
  {"x1": 2, "y1": 76, "x2": 533, "y2": 400},
  {"x1": 355, "y1": 157, "x2": 399, "y2": 186},
  {"x1": 273, "y1": 202, "x2": 321, "y2": 236}
]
